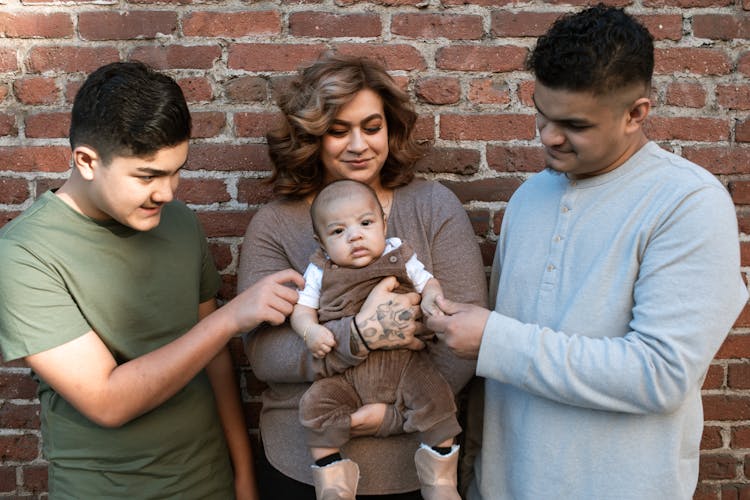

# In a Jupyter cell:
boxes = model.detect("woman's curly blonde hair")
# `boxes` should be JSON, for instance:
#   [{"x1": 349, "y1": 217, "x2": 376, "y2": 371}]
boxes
[{"x1": 267, "y1": 53, "x2": 424, "y2": 198}]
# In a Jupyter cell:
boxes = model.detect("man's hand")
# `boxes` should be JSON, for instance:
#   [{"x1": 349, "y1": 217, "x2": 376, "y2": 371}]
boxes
[
  {"x1": 354, "y1": 276, "x2": 425, "y2": 352},
  {"x1": 425, "y1": 296, "x2": 491, "y2": 359}
]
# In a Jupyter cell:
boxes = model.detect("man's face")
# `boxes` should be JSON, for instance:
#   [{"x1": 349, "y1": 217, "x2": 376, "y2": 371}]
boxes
[
  {"x1": 87, "y1": 141, "x2": 188, "y2": 231},
  {"x1": 315, "y1": 192, "x2": 387, "y2": 269},
  {"x1": 533, "y1": 82, "x2": 641, "y2": 178}
]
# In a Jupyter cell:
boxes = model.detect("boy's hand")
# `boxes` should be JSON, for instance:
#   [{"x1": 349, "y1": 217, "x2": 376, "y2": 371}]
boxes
[
  {"x1": 226, "y1": 269, "x2": 305, "y2": 333},
  {"x1": 305, "y1": 324, "x2": 336, "y2": 359}
]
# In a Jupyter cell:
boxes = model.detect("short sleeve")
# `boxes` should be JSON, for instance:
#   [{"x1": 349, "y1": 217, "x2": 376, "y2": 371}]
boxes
[
  {"x1": 0, "y1": 241, "x2": 91, "y2": 361},
  {"x1": 297, "y1": 263, "x2": 323, "y2": 309}
]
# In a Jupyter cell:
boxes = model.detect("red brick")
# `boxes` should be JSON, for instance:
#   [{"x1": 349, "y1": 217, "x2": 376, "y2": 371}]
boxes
[
  {"x1": 0, "y1": 85, "x2": 8, "y2": 103},
  {"x1": 228, "y1": 43, "x2": 326, "y2": 71},
  {"x1": 701, "y1": 425, "x2": 724, "y2": 450},
  {"x1": 0, "y1": 48, "x2": 17, "y2": 72},
  {"x1": 644, "y1": 0, "x2": 732, "y2": 7},
  {"x1": 740, "y1": 52, "x2": 750, "y2": 77},
  {"x1": 716, "y1": 334, "x2": 750, "y2": 359},
  {"x1": 467, "y1": 208, "x2": 490, "y2": 237},
  {"x1": 191, "y1": 112, "x2": 225, "y2": 139},
  {"x1": 468, "y1": 78, "x2": 511, "y2": 105},
  {"x1": 440, "y1": 113, "x2": 536, "y2": 141},
  {"x1": 391, "y1": 13, "x2": 483, "y2": 39},
  {"x1": 217, "y1": 273, "x2": 238, "y2": 302},
  {"x1": 196, "y1": 210, "x2": 253, "y2": 238},
  {"x1": 0, "y1": 434, "x2": 39, "y2": 462},
  {"x1": 415, "y1": 77, "x2": 461, "y2": 105},
  {"x1": 13, "y1": 77, "x2": 58, "y2": 105},
  {"x1": 443, "y1": 0, "x2": 514, "y2": 6},
  {"x1": 703, "y1": 395, "x2": 750, "y2": 421},
  {"x1": 225, "y1": 76, "x2": 269, "y2": 103},
  {"x1": 436, "y1": 45, "x2": 527, "y2": 72},
  {"x1": 730, "y1": 181, "x2": 750, "y2": 204},
  {"x1": 414, "y1": 115, "x2": 434, "y2": 142},
  {"x1": 703, "y1": 364, "x2": 725, "y2": 390},
  {"x1": 237, "y1": 178, "x2": 275, "y2": 205},
  {"x1": 79, "y1": 11, "x2": 177, "y2": 40},
  {"x1": 0, "y1": 147, "x2": 71, "y2": 173},
  {"x1": 415, "y1": 147, "x2": 480, "y2": 175},
  {"x1": 741, "y1": 241, "x2": 750, "y2": 266},
  {"x1": 27, "y1": 46, "x2": 119, "y2": 73},
  {"x1": 720, "y1": 483, "x2": 750, "y2": 500},
  {"x1": 183, "y1": 11, "x2": 280, "y2": 37},
  {"x1": 0, "y1": 179, "x2": 29, "y2": 205},
  {"x1": 732, "y1": 425, "x2": 750, "y2": 448},
  {"x1": 0, "y1": 12, "x2": 73, "y2": 38},
  {"x1": 637, "y1": 14, "x2": 684, "y2": 41},
  {"x1": 440, "y1": 178, "x2": 522, "y2": 204},
  {"x1": 665, "y1": 82, "x2": 707, "y2": 108},
  {"x1": 334, "y1": 44, "x2": 427, "y2": 71},
  {"x1": 645, "y1": 117, "x2": 728, "y2": 142},
  {"x1": 487, "y1": 145, "x2": 545, "y2": 173},
  {"x1": 518, "y1": 80, "x2": 535, "y2": 107},
  {"x1": 693, "y1": 14, "x2": 750, "y2": 40},
  {"x1": 175, "y1": 178, "x2": 229, "y2": 205},
  {"x1": 0, "y1": 466, "x2": 14, "y2": 493},
  {"x1": 492, "y1": 210, "x2": 504, "y2": 235},
  {"x1": 728, "y1": 363, "x2": 750, "y2": 389},
  {"x1": 234, "y1": 112, "x2": 282, "y2": 138},
  {"x1": 188, "y1": 144, "x2": 270, "y2": 172},
  {"x1": 694, "y1": 482, "x2": 719, "y2": 500},
  {"x1": 655, "y1": 48, "x2": 732, "y2": 76},
  {"x1": 490, "y1": 11, "x2": 559, "y2": 37},
  {"x1": 178, "y1": 77, "x2": 213, "y2": 103},
  {"x1": 0, "y1": 372, "x2": 37, "y2": 399},
  {"x1": 290, "y1": 12, "x2": 381, "y2": 38},
  {"x1": 717, "y1": 85, "x2": 750, "y2": 110},
  {"x1": 24, "y1": 112, "x2": 69, "y2": 139},
  {"x1": 129, "y1": 45, "x2": 221, "y2": 70},
  {"x1": 0, "y1": 402, "x2": 39, "y2": 429},
  {"x1": 479, "y1": 240, "x2": 497, "y2": 267},
  {"x1": 683, "y1": 147, "x2": 750, "y2": 175},
  {"x1": 737, "y1": 118, "x2": 750, "y2": 143},
  {"x1": 21, "y1": 465, "x2": 47, "y2": 493},
  {"x1": 699, "y1": 454, "x2": 740, "y2": 480},
  {"x1": 337, "y1": 0, "x2": 421, "y2": 5},
  {"x1": 209, "y1": 242, "x2": 233, "y2": 272},
  {"x1": 35, "y1": 178, "x2": 65, "y2": 198},
  {"x1": 0, "y1": 113, "x2": 16, "y2": 137}
]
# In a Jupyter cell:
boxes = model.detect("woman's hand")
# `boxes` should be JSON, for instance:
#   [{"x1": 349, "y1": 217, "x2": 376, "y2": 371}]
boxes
[
  {"x1": 352, "y1": 276, "x2": 425, "y2": 352},
  {"x1": 349, "y1": 403, "x2": 387, "y2": 437}
]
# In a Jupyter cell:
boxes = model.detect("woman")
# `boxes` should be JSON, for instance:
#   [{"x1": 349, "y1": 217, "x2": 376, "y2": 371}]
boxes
[{"x1": 237, "y1": 53, "x2": 487, "y2": 498}]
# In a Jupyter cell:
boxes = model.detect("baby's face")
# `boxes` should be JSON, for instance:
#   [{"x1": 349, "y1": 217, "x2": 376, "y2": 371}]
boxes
[{"x1": 316, "y1": 193, "x2": 387, "y2": 268}]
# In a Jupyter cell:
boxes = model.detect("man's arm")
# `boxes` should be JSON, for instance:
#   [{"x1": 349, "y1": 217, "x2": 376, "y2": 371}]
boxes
[{"x1": 24, "y1": 269, "x2": 304, "y2": 428}]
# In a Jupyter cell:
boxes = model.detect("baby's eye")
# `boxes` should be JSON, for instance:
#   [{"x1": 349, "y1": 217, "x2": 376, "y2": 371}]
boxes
[
  {"x1": 331, "y1": 228, "x2": 344, "y2": 235},
  {"x1": 361, "y1": 219, "x2": 373, "y2": 226}
]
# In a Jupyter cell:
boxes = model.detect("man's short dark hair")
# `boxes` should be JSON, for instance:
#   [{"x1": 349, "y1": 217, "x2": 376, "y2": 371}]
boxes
[
  {"x1": 69, "y1": 61, "x2": 191, "y2": 165},
  {"x1": 527, "y1": 4, "x2": 654, "y2": 95}
]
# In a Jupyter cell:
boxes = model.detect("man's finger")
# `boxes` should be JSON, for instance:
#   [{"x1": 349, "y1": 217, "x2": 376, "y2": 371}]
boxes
[{"x1": 434, "y1": 296, "x2": 460, "y2": 315}]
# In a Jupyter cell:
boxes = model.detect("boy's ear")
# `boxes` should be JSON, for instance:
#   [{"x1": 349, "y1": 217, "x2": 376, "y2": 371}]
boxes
[
  {"x1": 72, "y1": 146, "x2": 101, "y2": 181},
  {"x1": 626, "y1": 97, "x2": 651, "y2": 133}
]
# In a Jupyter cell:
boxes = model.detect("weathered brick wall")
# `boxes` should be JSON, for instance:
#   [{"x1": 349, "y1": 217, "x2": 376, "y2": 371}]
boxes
[{"x1": 0, "y1": 0, "x2": 748, "y2": 497}]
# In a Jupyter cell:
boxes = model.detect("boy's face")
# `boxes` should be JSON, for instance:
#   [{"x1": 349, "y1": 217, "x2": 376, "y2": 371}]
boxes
[
  {"x1": 85, "y1": 141, "x2": 188, "y2": 231},
  {"x1": 532, "y1": 82, "x2": 645, "y2": 178},
  {"x1": 315, "y1": 192, "x2": 387, "y2": 269}
]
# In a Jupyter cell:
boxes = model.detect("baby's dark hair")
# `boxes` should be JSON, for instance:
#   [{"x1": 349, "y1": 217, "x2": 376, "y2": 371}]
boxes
[
  {"x1": 527, "y1": 4, "x2": 654, "y2": 95},
  {"x1": 70, "y1": 61, "x2": 191, "y2": 165},
  {"x1": 310, "y1": 180, "x2": 383, "y2": 238}
]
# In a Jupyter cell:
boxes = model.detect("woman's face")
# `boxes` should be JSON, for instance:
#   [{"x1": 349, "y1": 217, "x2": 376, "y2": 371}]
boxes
[{"x1": 321, "y1": 88, "x2": 389, "y2": 190}]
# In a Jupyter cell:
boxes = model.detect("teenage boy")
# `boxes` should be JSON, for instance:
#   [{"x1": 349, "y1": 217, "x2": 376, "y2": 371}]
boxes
[
  {"x1": 426, "y1": 6, "x2": 748, "y2": 499},
  {"x1": 0, "y1": 61, "x2": 304, "y2": 499}
]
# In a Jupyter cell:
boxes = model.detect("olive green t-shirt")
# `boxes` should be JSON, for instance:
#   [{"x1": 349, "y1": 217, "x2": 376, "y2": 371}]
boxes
[{"x1": 0, "y1": 191, "x2": 233, "y2": 499}]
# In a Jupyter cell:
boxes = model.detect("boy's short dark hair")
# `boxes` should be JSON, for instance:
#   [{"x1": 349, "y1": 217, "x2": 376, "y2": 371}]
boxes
[
  {"x1": 527, "y1": 4, "x2": 654, "y2": 95},
  {"x1": 69, "y1": 61, "x2": 191, "y2": 165}
]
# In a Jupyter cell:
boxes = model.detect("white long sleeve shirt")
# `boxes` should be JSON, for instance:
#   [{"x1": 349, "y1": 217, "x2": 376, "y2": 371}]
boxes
[{"x1": 471, "y1": 142, "x2": 748, "y2": 500}]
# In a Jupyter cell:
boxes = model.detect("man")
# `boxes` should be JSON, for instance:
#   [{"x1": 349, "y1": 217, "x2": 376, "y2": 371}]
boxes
[
  {"x1": 427, "y1": 5, "x2": 748, "y2": 499},
  {"x1": 0, "y1": 61, "x2": 304, "y2": 498}
]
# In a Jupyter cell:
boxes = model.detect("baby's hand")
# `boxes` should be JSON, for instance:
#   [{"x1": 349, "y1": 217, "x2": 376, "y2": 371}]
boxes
[
  {"x1": 305, "y1": 324, "x2": 336, "y2": 359},
  {"x1": 420, "y1": 292, "x2": 445, "y2": 318}
]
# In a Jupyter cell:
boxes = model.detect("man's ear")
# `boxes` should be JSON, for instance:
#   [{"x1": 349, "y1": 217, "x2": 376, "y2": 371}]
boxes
[
  {"x1": 72, "y1": 146, "x2": 100, "y2": 181},
  {"x1": 626, "y1": 97, "x2": 651, "y2": 133}
]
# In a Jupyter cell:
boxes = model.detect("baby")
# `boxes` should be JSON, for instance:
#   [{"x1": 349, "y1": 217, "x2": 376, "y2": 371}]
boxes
[{"x1": 291, "y1": 179, "x2": 461, "y2": 500}]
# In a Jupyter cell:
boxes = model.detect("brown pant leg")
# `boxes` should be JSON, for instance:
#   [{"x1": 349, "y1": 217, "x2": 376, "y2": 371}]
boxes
[{"x1": 299, "y1": 375, "x2": 362, "y2": 449}]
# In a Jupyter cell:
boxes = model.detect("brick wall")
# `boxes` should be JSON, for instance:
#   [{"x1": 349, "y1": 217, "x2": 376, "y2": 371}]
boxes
[{"x1": 0, "y1": 0, "x2": 748, "y2": 497}]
